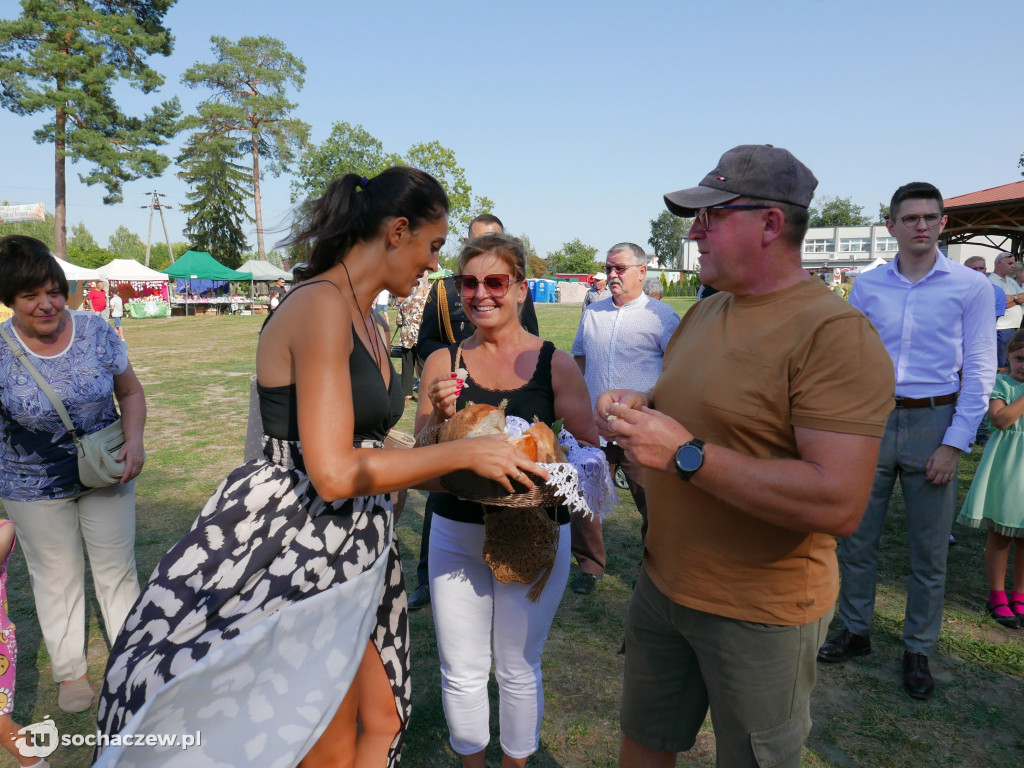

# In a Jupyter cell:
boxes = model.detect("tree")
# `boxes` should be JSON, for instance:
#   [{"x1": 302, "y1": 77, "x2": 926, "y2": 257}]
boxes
[
  {"x1": 808, "y1": 196, "x2": 872, "y2": 227},
  {"x1": 0, "y1": 1, "x2": 181, "y2": 259},
  {"x1": 648, "y1": 210, "x2": 691, "y2": 267},
  {"x1": 181, "y1": 35, "x2": 310, "y2": 260},
  {"x1": 404, "y1": 140, "x2": 474, "y2": 236},
  {"x1": 68, "y1": 221, "x2": 96, "y2": 250},
  {"x1": 148, "y1": 241, "x2": 188, "y2": 271},
  {"x1": 290, "y1": 121, "x2": 400, "y2": 203},
  {"x1": 66, "y1": 220, "x2": 111, "y2": 270},
  {"x1": 177, "y1": 131, "x2": 252, "y2": 269},
  {"x1": 545, "y1": 238, "x2": 600, "y2": 276},
  {"x1": 290, "y1": 123, "x2": 487, "y2": 244},
  {"x1": 877, "y1": 203, "x2": 890, "y2": 224},
  {"x1": 67, "y1": 242, "x2": 112, "y2": 269},
  {"x1": 517, "y1": 233, "x2": 546, "y2": 278},
  {"x1": 108, "y1": 225, "x2": 145, "y2": 263}
]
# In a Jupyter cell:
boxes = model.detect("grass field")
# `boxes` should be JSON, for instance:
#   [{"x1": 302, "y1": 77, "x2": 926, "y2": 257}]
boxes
[{"x1": 2, "y1": 298, "x2": 1023, "y2": 767}]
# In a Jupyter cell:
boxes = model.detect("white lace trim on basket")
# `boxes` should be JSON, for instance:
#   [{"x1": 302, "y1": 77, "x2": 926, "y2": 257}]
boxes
[{"x1": 505, "y1": 415, "x2": 618, "y2": 521}]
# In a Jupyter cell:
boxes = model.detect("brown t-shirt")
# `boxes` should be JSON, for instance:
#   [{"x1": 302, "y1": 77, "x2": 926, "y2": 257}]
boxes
[{"x1": 645, "y1": 277, "x2": 894, "y2": 626}]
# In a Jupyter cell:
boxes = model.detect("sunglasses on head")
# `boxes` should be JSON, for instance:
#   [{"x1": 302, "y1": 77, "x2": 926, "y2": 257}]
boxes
[{"x1": 454, "y1": 274, "x2": 516, "y2": 297}]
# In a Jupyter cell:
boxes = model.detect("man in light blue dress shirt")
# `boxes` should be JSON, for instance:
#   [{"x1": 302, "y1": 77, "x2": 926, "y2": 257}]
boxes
[{"x1": 818, "y1": 182, "x2": 997, "y2": 699}]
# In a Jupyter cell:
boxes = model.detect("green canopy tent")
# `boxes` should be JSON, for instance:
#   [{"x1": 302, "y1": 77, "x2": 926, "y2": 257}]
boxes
[{"x1": 161, "y1": 250, "x2": 253, "y2": 315}]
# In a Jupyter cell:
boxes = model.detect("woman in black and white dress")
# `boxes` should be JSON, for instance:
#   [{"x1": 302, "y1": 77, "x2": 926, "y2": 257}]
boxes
[{"x1": 95, "y1": 168, "x2": 543, "y2": 768}]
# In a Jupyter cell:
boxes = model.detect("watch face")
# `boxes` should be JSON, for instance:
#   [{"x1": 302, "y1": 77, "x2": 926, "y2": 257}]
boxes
[{"x1": 677, "y1": 444, "x2": 703, "y2": 473}]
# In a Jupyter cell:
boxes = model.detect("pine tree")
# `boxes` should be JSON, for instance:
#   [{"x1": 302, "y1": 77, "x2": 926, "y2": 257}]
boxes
[
  {"x1": 177, "y1": 132, "x2": 252, "y2": 269},
  {"x1": 0, "y1": 0, "x2": 181, "y2": 258},
  {"x1": 181, "y1": 35, "x2": 309, "y2": 260}
]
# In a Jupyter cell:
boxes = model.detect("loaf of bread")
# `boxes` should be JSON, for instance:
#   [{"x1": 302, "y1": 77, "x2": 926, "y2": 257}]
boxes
[
  {"x1": 438, "y1": 404, "x2": 565, "y2": 464},
  {"x1": 521, "y1": 421, "x2": 565, "y2": 463},
  {"x1": 438, "y1": 403, "x2": 507, "y2": 443}
]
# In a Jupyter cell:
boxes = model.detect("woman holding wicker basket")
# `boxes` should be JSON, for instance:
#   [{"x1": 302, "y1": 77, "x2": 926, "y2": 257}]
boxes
[{"x1": 415, "y1": 232, "x2": 598, "y2": 767}]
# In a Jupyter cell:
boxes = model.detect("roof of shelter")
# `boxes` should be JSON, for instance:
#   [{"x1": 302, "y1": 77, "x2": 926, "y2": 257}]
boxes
[
  {"x1": 237, "y1": 259, "x2": 291, "y2": 281},
  {"x1": 95, "y1": 259, "x2": 169, "y2": 281},
  {"x1": 162, "y1": 250, "x2": 252, "y2": 280},
  {"x1": 941, "y1": 180, "x2": 1024, "y2": 253},
  {"x1": 944, "y1": 180, "x2": 1024, "y2": 209}
]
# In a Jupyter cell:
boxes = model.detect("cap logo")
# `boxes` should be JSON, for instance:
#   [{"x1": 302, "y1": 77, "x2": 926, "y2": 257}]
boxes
[{"x1": 715, "y1": 175, "x2": 728, "y2": 181}]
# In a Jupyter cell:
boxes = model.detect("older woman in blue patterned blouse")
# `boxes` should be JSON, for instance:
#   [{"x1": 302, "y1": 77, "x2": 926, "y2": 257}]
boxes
[{"x1": 0, "y1": 235, "x2": 146, "y2": 714}]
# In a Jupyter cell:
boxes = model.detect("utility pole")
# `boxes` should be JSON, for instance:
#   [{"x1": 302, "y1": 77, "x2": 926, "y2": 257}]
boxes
[{"x1": 141, "y1": 191, "x2": 175, "y2": 266}]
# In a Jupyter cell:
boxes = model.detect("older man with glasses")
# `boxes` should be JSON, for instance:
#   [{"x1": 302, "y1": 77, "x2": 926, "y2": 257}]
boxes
[
  {"x1": 964, "y1": 256, "x2": 1005, "y2": 448},
  {"x1": 819, "y1": 182, "x2": 996, "y2": 701},
  {"x1": 570, "y1": 242, "x2": 680, "y2": 594},
  {"x1": 597, "y1": 145, "x2": 894, "y2": 767},
  {"x1": 989, "y1": 252, "x2": 1024, "y2": 369}
]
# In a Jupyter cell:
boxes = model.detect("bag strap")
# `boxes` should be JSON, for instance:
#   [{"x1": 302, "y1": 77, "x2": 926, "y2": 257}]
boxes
[
  {"x1": 436, "y1": 278, "x2": 456, "y2": 345},
  {"x1": 0, "y1": 323, "x2": 79, "y2": 440}
]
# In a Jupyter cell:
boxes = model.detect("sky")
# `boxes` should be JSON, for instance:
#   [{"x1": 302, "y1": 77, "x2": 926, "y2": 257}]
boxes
[{"x1": 2, "y1": 0, "x2": 1023, "y2": 260}]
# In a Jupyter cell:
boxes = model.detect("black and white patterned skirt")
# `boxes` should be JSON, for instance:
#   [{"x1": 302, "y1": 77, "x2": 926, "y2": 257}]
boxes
[{"x1": 94, "y1": 436, "x2": 409, "y2": 767}]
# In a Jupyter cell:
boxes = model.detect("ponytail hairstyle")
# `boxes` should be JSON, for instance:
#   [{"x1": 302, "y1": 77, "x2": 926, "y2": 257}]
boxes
[{"x1": 285, "y1": 166, "x2": 449, "y2": 282}]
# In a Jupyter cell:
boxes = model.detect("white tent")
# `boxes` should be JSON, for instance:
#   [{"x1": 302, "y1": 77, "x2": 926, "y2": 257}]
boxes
[
  {"x1": 57, "y1": 259, "x2": 101, "y2": 281},
  {"x1": 95, "y1": 259, "x2": 169, "y2": 282},
  {"x1": 847, "y1": 257, "x2": 889, "y2": 275},
  {"x1": 238, "y1": 259, "x2": 292, "y2": 281}
]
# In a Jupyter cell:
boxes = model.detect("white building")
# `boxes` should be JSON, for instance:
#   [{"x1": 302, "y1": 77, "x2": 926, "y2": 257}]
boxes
[{"x1": 680, "y1": 224, "x2": 998, "y2": 284}]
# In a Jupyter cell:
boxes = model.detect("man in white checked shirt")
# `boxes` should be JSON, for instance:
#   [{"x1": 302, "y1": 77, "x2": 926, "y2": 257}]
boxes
[{"x1": 570, "y1": 242, "x2": 680, "y2": 594}]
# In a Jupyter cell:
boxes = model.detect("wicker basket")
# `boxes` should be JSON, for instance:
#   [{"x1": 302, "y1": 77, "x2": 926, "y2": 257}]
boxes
[{"x1": 420, "y1": 422, "x2": 561, "y2": 508}]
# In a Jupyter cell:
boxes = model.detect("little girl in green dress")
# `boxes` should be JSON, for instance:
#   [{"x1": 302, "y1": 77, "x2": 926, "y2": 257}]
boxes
[{"x1": 957, "y1": 329, "x2": 1024, "y2": 629}]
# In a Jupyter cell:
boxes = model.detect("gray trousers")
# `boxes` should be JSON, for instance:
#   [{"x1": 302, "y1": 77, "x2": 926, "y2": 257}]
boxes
[{"x1": 837, "y1": 404, "x2": 957, "y2": 656}]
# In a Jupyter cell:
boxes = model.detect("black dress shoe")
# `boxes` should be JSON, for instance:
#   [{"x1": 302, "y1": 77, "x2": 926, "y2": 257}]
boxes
[
  {"x1": 987, "y1": 601, "x2": 1021, "y2": 629},
  {"x1": 408, "y1": 584, "x2": 430, "y2": 611},
  {"x1": 573, "y1": 572, "x2": 600, "y2": 595},
  {"x1": 817, "y1": 629, "x2": 871, "y2": 663},
  {"x1": 903, "y1": 652, "x2": 935, "y2": 699}
]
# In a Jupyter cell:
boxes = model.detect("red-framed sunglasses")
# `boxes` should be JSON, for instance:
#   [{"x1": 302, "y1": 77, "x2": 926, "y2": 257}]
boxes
[{"x1": 454, "y1": 274, "x2": 517, "y2": 297}]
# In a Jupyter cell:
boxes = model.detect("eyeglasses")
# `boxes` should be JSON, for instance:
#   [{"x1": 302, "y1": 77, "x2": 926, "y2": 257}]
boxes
[
  {"x1": 693, "y1": 204, "x2": 771, "y2": 232},
  {"x1": 454, "y1": 274, "x2": 516, "y2": 297},
  {"x1": 603, "y1": 264, "x2": 638, "y2": 276},
  {"x1": 967, "y1": 264, "x2": 987, "y2": 273},
  {"x1": 896, "y1": 213, "x2": 943, "y2": 228}
]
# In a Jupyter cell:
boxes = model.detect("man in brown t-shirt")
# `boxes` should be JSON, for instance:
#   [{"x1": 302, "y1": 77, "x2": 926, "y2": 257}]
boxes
[{"x1": 597, "y1": 145, "x2": 894, "y2": 768}]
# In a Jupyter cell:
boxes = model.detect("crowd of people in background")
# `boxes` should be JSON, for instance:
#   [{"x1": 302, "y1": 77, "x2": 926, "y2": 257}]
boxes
[{"x1": 1, "y1": 146, "x2": 1022, "y2": 768}]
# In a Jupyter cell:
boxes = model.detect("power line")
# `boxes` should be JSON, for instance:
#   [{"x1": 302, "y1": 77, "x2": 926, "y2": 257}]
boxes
[{"x1": 140, "y1": 191, "x2": 175, "y2": 266}]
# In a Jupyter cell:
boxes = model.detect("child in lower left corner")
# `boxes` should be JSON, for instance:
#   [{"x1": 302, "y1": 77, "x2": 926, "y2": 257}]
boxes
[
  {"x1": 0, "y1": 519, "x2": 49, "y2": 767},
  {"x1": 957, "y1": 328, "x2": 1024, "y2": 629}
]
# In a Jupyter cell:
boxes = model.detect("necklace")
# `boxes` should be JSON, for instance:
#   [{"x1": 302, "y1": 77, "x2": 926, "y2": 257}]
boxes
[{"x1": 340, "y1": 261, "x2": 384, "y2": 372}]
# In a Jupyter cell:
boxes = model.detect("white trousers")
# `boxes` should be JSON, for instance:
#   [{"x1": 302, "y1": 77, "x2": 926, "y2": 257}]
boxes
[
  {"x1": 3, "y1": 482, "x2": 140, "y2": 682},
  {"x1": 429, "y1": 514, "x2": 570, "y2": 759}
]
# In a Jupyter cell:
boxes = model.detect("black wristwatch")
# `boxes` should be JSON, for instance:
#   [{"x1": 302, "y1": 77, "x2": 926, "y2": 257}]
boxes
[{"x1": 674, "y1": 439, "x2": 706, "y2": 482}]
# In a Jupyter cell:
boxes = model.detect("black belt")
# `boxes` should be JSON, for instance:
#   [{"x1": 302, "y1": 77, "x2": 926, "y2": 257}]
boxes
[{"x1": 893, "y1": 394, "x2": 957, "y2": 409}]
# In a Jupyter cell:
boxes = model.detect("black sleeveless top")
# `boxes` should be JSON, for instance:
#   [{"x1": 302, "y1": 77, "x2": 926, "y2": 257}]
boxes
[
  {"x1": 434, "y1": 340, "x2": 568, "y2": 525},
  {"x1": 257, "y1": 281, "x2": 403, "y2": 443}
]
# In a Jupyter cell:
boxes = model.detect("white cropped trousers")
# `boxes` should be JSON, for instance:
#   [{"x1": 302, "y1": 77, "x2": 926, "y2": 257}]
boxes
[{"x1": 429, "y1": 514, "x2": 570, "y2": 758}]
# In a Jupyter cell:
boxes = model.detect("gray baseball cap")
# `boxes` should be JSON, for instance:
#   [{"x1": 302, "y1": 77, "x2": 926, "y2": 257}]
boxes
[{"x1": 664, "y1": 144, "x2": 818, "y2": 217}]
